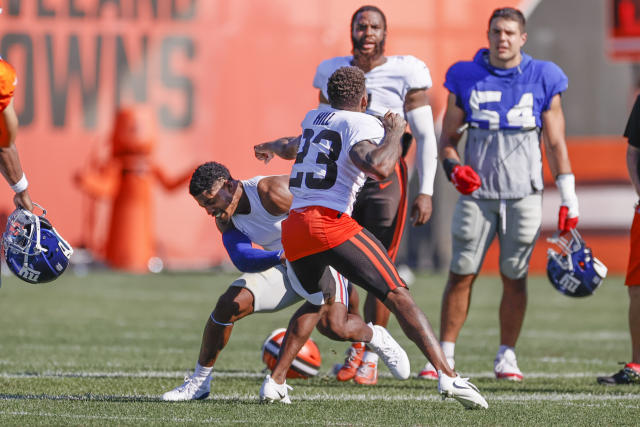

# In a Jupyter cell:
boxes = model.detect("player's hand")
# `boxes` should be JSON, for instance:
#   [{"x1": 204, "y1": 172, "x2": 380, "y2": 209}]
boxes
[
  {"x1": 381, "y1": 111, "x2": 407, "y2": 138},
  {"x1": 13, "y1": 190, "x2": 33, "y2": 212},
  {"x1": 558, "y1": 205, "x2": 579, "y2": 231},
  {"x1": 411, "y1": 194, "x2": 432, "y2": 226},
  {"x1": 451, "y1": 165, "x2": 481, "y2": 195},
  {"x1": 254, "y1": 143, "x2": 275, "y2": 164}
]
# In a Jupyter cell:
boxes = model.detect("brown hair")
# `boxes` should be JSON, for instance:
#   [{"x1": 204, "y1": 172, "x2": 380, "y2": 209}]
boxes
[{"x1": 488, "y1": 7, "x2": 526, "y2": 32}]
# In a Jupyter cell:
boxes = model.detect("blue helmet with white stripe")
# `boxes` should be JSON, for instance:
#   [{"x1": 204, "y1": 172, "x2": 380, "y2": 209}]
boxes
[
  {"x1": 3, "y1": 205, "x2": 73, "y2": 284},
  {"x1": 546, "y1": 229, "x2": 607, "y2": 297}
]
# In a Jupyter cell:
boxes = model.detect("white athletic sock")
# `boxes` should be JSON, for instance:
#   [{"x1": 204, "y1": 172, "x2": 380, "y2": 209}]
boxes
[
  {"x1": 362, "y1": 350, "x2": 379, "y2": 364},
  {"x1": 367, "y1": 322, "x2": 380, "y2": 346},
  {"x1": 441, "y1": 341, "x2": 455, "y2": 359},
  {"x1": 194, "y1": 362, "x2": 212, "y2": 379}
]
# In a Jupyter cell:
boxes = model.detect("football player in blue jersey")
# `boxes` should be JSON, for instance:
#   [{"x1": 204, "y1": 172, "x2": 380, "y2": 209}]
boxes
[{"x1": 418, "y1": 7, "x2": 579, "y2": 381}]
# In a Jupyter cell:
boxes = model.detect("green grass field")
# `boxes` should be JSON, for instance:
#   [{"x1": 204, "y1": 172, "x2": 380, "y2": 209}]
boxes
[{"x1": 0, "y1": 270, "x2": 638, "y2": 425}]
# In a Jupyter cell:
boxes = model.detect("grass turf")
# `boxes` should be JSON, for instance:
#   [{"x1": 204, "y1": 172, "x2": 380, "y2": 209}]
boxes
[{"x1": 0, "y1": 270, "x2": 638, "y2": 425}]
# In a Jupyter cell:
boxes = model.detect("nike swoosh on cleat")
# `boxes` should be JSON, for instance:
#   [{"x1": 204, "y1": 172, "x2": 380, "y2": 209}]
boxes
[
  {"x1": 452, "y1": 381, "x2": 470, "y2": 390},
  {"x1": 277, "y1": 391, "x2": 286, "y2": 400}
]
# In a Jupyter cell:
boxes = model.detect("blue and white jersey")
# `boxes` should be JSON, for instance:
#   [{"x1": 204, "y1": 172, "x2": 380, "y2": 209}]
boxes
[{"x1": 445, "y1": 49, "x2": 568, "y2": 130}]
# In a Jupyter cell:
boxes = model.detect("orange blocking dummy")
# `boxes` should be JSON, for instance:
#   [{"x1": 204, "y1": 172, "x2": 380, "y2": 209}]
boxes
[{"x1": 75, "y1": 106, "x2": 192, "y2": 272}]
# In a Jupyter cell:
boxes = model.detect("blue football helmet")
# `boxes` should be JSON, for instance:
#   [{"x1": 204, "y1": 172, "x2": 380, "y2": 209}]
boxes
[
  {"x1": 546, "y1": 229, "x2": 607, "y2": 297},
  {"x1": 3, "y1": 205, "x2": 73, "y2": 284}
]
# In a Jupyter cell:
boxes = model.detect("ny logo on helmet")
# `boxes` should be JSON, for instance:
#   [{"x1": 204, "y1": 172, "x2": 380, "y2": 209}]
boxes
[
  {"x1": 3, "y1": 205, "x2": 73, "y2": 285},
  {"x1": 18, "y1": 265, "x2": 41, "y2": 282},
  {"x1": 558, "y1": 273, "x2": 581, "y2": 293}
]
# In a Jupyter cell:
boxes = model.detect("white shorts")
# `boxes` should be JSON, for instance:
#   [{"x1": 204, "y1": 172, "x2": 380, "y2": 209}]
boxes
[
  {"x1": 230, "y1": 263, "x2": 349, "y2": 312},
  {"x1": 450, "y1": 193, "x2": 542, "y2": 279}
]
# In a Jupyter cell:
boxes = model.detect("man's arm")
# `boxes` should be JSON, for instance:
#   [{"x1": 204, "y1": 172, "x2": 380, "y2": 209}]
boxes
[
  {"x1": 254, "y1": 136, "x2": 301, "y2": 164},
  {"x1": 439, "y1": 92, "x2": 481, "y2": 195},
  {"x1": 404, "y1": 88, "x2": 437, "y2": 225},
  {"x1": 350, "y1": 111, "x2": 406, "y2": 180},
  {"x1": 542, "y1": 94, "x2": 578, "y2": 231},
  {"x1": 0, "y1": 99, "x2": 32, "y2": 211},
  {"x1": 541, "y1": 94, "x2": 572, "y2": 177},
  {"x1": 439, "y1": 93, "x2": 465, "y2": 164},
  {"x1": 221, "y1": 226, "x2": 284, "y2": 273}
]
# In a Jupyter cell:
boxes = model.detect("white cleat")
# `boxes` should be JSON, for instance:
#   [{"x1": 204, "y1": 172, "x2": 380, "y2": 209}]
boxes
[
  {"x1": 494, "y1": 348, "x2": 523, "y2": 381},
  {"x1": 418, "y1": 358, "x2": 454, "y2": 380},
  {"x1": 367, "y1": 325, "x2": 410, "y2": 380},
  {"x1": 259, "y1": 375, "x2": 293, "y2": 404},
  {"x1": 438, "y1": 370, "x2": 488, "y2": 409},
  {"x1": 162, "y1": 374, "x2": 211, "y2": 401}
]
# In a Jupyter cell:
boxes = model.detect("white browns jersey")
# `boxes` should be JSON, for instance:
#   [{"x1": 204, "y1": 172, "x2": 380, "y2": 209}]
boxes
[
  {"x1": 231, "y1": 176, "x2": 286, "y2": 252},
  {"x1": 313, "y1": 55, "x2": 432, "y2": 116},
  {"x1": 289, "y1": 108, "x2": 384, "y2": 215}
]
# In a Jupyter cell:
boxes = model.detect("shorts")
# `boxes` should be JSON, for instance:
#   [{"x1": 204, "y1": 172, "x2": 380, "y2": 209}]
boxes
[
  {"x1": 285, "y1": 219, "x2": 407, "y2": 306},
  {"x1": 625, "y1": 205, "x2": 640, "y2": 286},
  {"x1": 351, "y1": 158, "x2": 408, "y2": 261},
  {"x1": 282, "y1": 206, "x2": 362, "y2": 261},
  {"x1": 450, "y1": 193, "x2": 542, "y2": 279},
  {"x1": 230, "y1": 263, "x2": 349, "y2": 312}
]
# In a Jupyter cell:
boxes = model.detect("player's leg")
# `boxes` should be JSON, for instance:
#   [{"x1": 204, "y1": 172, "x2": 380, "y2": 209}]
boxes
[
  {"x1": 328, "y1": 281, "x2": 367, "y2": 380},
  {"x1": 162, "y1": 286, "x2": 254, "y2": 401},
  {"x1": 352, "y1": 162, "x2": 407, "y2": 383},
  {"x1": 327, "y1": 227, "x2": 487, "y2": 408},
  {"x1": 165, "y1": 266, "x2": 301, "y2": 401},
  {"x1": 197, "y1": 287, "x2": 254, "y2": 368},
  {"x1": 285, "y1": 259, "x2": 409, "y2": 382},
  {"x1": 316, "y1": 270, "x2": 370, "y2": 342},
  {"x1": 494, "y1": 194, "x2": 541, "y2": 381},
  {"x1": 599, "y1": 207, "x2": 640, "y2": 385},
  {"x1": 361, "y1": 161, "x2": 407, "y2": 330},
  {"x1": 417, "y1": 271, "x2": 477, "y2": 379},
  {"x1": 261, "y1": 301, "x2": 325, "y2": 404},
  {"x1": 631, "y1": 286, "x2": 640, "y2": 364},
  {"x1": 419, "y1": 197, "x2": 496, "y2": 379}
]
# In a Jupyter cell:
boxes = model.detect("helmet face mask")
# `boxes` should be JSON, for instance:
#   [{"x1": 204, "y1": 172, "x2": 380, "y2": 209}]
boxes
[
  {"x1": 546, "y1": 229, "x2": 607, "y2": 297},
  {"x1": 3, "y1": 207, "x2": 73, "y2": 284}
]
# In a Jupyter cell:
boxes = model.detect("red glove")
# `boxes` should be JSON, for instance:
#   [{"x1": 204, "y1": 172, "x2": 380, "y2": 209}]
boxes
[
  {"x1": 558, "y1": 205, "x2": 579, "y2": 231},
  {"x1": 451, "y1": 165, "x2": 481, "y2": 195}
]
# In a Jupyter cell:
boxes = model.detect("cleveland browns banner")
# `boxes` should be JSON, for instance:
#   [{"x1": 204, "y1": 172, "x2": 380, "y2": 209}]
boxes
[{"x1": 0, "y1": 0, "x2": 522, "y2": 270}]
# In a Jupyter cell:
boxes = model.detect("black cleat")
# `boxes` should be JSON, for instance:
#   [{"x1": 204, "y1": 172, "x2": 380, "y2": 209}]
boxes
[{"x1": 597, "y1": 363, "x2": 640, "y2": 385}]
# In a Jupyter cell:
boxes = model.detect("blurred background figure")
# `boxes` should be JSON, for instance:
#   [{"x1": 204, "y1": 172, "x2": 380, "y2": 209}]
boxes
[
  {"x1": 75, "y1": 106, "x2": 192, "y2": 273},
  {"x1": 597, "y1": 94, "x2": 640, "y2": 385}
]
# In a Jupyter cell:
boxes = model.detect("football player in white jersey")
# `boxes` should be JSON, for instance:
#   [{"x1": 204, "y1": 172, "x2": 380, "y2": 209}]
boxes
[
  {"x1": 256, "y1": 66, "x2": 487, "y2": 409},
  {"x1": 311, "y1": 5, "x2": 438, "y2": 384},
  {"x1": 162, "y1": 161, "x2": 408, "y2": 401}
]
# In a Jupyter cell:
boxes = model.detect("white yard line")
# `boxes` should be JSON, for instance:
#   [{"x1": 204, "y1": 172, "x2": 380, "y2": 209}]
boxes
[
  {"x1": 0, "y1": 370, "x2": 626, "y2": 379},
  {"x1": 0, "y1": 392, "x2": 639, "y2": 403}
]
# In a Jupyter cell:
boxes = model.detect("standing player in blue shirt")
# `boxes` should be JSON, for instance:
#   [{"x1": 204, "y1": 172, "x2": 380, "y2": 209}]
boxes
[{"x1": 418, "y1": 7, "x2": 579, "y2": 381}]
